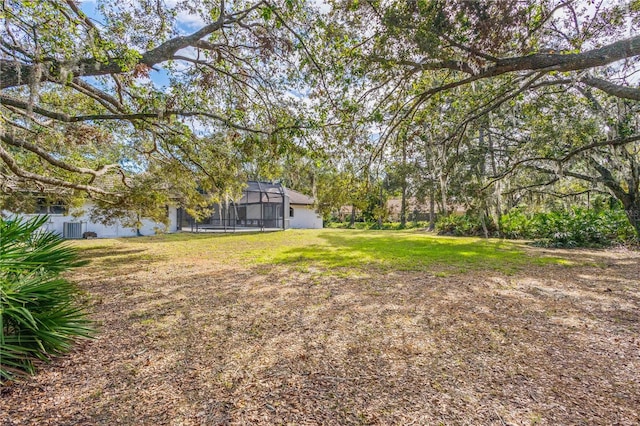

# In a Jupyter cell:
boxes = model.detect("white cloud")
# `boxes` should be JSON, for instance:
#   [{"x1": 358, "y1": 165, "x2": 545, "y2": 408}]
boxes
[
  {"x1": 310, "y1": 0, "x2": 330, "y2": 14},
  {"x1": 176, "y1": 9, "x2": 206, "y2": 29},
  {"x1": 175, "y1": 46, "x2": 199, "y2": 60}
]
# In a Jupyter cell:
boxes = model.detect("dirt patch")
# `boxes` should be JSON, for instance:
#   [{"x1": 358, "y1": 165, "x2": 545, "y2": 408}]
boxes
[{"x1": 2, "y1": 245, "x2": 639, "y2": 425}]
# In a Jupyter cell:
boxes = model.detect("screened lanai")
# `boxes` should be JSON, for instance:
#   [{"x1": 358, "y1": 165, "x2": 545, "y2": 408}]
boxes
[{"x1": 177, "y1": 181, "x2": 289, "y2": 232}]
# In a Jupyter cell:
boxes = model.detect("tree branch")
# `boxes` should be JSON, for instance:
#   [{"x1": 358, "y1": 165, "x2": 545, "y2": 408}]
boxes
[
  {"x1": 561, "y1": 134, "x2": 640, "y2": 163},
  {"x1": 489, "y1": 36, "x2": 640, "y2": 75},
  {"x1": 0, "y1": 2, "x2": 268, "y2": 89},
  {"x1": 0, "y1": 132, "x2": 121, "y2": 181},
  {"x1": 586, "y1": 157, "x2": 629, "y2": 203},
  {"x1": 483, "y1": 134, "x2": 640, "y2": 190},
  {"x1": 376, "y1": 56, "x2": 476, "y2": 74},
  {"x1": 0, "y1": 142, "x2": 115, "y2": 195},
  {"x1": 580, "y1": 76, "x2": 640, "y2": 101},
  {"x1": 0, "y1": 94, "x2": 269, "y2": 134}
]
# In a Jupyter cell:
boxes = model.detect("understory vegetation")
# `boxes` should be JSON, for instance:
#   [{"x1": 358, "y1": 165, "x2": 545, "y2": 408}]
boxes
[
  {"x1": 0, "y1": 216, "x2": 93, "y2": 381},
  {"x1": 325, "y1": 220, "x2": 433, "y2": 230},
  {"x1": 330, "y1": 205, "x2": 637, "y2": 248},
  {"x1": 499, "y1": 207, "x2": 636, "y2": 247},
  {"x1": 435, "y1": 206, "x2": 636, "y2": 248}
]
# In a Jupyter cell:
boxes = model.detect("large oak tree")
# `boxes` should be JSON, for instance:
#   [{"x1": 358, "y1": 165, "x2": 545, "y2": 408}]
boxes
[
  {"x1": 311, "y1": 0, "x2": 640, "y2": 234},
  {"x1": 1, "y1": 0, "x2": 316, "y2": 219}
]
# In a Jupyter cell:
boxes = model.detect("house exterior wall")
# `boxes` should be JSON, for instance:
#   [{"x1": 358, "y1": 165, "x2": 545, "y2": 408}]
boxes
[
  {"x1": 3, "y1": 203, "x2": 178, "y2": 238},
  {"x1": 289, "y1": 204, "x2": 323, "y2": 229},
  {"x1": 284, "y1": 196, "x2": 290, "y2": 229}
]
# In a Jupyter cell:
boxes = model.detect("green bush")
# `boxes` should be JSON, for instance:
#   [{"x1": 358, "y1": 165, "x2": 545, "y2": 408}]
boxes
[
  {"x1": 325, "y1": 221, "x2": 432, "y2": 230},
  {"x1": 500, "y1": 207, "x2": 636, "y2": 247},
  {"x1": 1, "y1": 215, "x2": 93, "y2": 381},
  {"x1": 435, "y1": 214, "x2": 497, "y2": 237}
]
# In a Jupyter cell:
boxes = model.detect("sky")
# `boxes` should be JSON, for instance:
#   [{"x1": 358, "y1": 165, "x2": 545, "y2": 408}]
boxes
[
  {"x1": 79, "y1": 0, "x2": 186, "y2": 89},
  {"x1": 77, "y1": 0, "x2": 330, "y2": 89},
  {"x1": 76, "y1": 0, "x2": 331, "y2": 137}
]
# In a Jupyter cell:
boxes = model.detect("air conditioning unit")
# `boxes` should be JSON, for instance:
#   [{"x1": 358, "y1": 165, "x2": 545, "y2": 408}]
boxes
[{"x1": 63, "y1": 222, "x2": 82, "y2": 239}]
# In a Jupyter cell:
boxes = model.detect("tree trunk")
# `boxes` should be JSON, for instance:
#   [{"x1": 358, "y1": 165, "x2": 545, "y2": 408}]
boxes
[
  {"x1": 479, "y1": 211, "x2": 489, "y2": 239},
  {"x1": 400, "y1": 136, "x2": 407, "y2": 228},
  {"x1": 589, "y1": 154, "x2": 640, "y2": 239},
  {"x1": 429, "y1": 190, "x2": 436, "y2": 231},
  {"x1": 136, "y1": 213, "x2": 142, "y2": 236},
  {"x1": 378, "y1": 183, "x2": 383, "y2": 229},
  {"x1": 439, "y1": 174, "x2": 448, "y2": 215},
  {"x1": 624, "y1": 201, "x2": 640, "y2": 238},
  {"x1": 487, "y1": 126, "x2": 502, "y2": 235},
  {"x1": 400, "y1": 183, "x2": 407, "y2": 228},
  {"x1": 349, "y1": 205, "x2": 356, "y2": 228}
]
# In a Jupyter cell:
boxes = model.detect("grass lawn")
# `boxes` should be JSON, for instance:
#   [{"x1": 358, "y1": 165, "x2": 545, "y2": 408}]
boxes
[{"x1": 2, "y1": 229, "x2": 639, "y2": 425}]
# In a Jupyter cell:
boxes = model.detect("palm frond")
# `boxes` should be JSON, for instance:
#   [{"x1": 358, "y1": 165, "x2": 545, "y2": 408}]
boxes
[{"x1": 1, "y1": 216, "x2": 94, "y2": 381}]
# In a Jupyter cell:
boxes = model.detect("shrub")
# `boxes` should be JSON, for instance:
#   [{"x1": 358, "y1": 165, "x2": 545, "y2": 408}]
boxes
[
  {"x1": 500, "y1": 207, "x2": 636, "y2": 247},
  {"x1": 435, "y1": 214, "x2": 497, "y2": 237},
  {"x1": 498, "y1": 210, "x2": 533, "y2": 240},
  {"x1": 1, "y1": 215, "x2": 93, "y2": 381},
  {"x1": 325, "y1": 221, "x2": 433, "y2": 230}
]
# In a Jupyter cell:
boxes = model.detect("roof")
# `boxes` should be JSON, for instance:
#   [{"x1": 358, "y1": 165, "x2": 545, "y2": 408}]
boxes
[
  {"x1": 246, "y1": 181, "x2": 285, "y2": 194},
  {"x1": 234, "y1": 182, "x2": 314, "y2": 206},
  {"x1": 238, "y1": 181, "x2": 285, "y2": 204},
  {"x1": 286, "y1": 188, "x2": 315, "y2": 205},
  {"x1": 386, "y1": 197, "x2": 430, "y2": 213}
]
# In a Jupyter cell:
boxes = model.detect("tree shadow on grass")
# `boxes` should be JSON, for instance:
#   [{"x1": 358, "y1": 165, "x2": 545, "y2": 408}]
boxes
[
  {"x1": 75, "y1": 245, "x2": 170, "y2": 278},
  {"x1": 270, "y1": 232, "x2": 553, "y2": 273},
  {"x1": 77, "y1": 248, "x2": 148, "y2": 259},
  {"x1": 120, "y1": 231, "x2": 271, "y2": 244}
]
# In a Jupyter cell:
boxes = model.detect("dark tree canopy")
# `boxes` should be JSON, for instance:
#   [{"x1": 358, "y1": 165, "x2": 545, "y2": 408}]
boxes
[
  {"x1": 304, "y1": 0, "x2": 640, "y2": 235},
  {"x1": 1, "y1": 0, "x2": 640, "y2": 235},
  {"x1": 1, "y1": 0, "x2": 318, "y2": 220}
]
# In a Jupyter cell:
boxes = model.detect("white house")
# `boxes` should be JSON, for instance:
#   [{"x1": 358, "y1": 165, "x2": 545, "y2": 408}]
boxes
[
  {"x1": 2, "y1": 199, "x2": 179, "y2": 238},
  {"x1": 4, "y1": 181, "x2": 321, "y2": 238},
  {"x1": 178, "y1": 181, "x2": 323, "y2": 231},
  {"x1": 5, "y1": 181, "x2": 323, "y2": 238},
  {"x1": 287, "y1": 188, "x2": 323, "y2": 229}
]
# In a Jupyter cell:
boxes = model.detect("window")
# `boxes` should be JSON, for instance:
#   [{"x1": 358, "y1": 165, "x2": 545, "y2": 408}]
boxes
[
  {"x1": 263, "y1": 204, "x2": 280, "y2": 220},
  {"x1": 35, "y1": 198, "x2": 67, "y2": 215},
  {"x1": 236, "y1": 206, "x2": 247, "y2": 225},
  {"x1": 289, "y1": 207, "x2": 294, "y2": 217}
]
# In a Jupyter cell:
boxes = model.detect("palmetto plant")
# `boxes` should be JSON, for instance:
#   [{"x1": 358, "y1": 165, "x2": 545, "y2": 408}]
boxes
[{"x1": 1, "y1": 215, "x2": 93, "y2": 381}]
